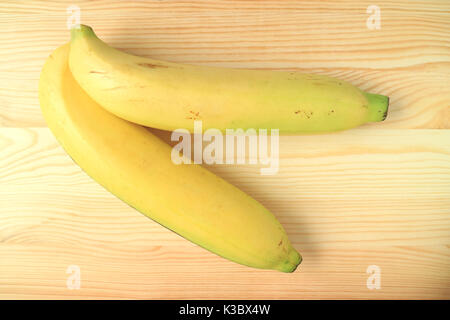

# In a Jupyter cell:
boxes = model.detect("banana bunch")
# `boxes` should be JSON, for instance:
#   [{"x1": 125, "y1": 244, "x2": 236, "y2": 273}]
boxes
[{"x1": 39, "y1": 25, "x2": 389, "y2": 272}]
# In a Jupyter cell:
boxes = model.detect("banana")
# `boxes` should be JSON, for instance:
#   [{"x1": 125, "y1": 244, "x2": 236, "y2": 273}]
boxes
[
  {"x1": 69, "y1": 25, "x2": 388, "y2": 133},
  {"x1": 39, "y1": 44, "x2": 301, "y2": 272}
]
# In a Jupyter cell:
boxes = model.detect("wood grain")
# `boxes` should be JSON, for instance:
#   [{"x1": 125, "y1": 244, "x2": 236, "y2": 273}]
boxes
[
  {"x1": 0, "y1": 0, "x2": 449, "y2": 127},
  {"x1": 1, "y1": 0, "x2": 449, "y2": 300},
  {"x1": 1, "y1": 128, "x2": 449, "y2": 299}
]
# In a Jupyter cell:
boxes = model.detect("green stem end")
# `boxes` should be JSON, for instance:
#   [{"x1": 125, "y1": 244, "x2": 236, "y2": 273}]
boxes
[
  {"x1": 70, "y1": 24, "x2": 96, "y2": 41},
  {"x1": 365, "y1": 92, "x2": 390, "y2": 122}
]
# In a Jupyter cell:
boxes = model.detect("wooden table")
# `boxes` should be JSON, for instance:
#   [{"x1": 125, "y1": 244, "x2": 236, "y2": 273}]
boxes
[{"x1": 1, "y1": 0, "x2": 449, "y2": 299}]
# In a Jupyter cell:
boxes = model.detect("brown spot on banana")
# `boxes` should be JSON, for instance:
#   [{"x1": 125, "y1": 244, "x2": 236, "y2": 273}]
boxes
[
  {"x1": 137, "y1": 62, "x2": 169, "y2": 69},
  {"x1": 187, "y1": 110, "x2": 201, "y2": 120},
  {"x1": 294, "y1": 110, "x2": 313, "y2": 119}
]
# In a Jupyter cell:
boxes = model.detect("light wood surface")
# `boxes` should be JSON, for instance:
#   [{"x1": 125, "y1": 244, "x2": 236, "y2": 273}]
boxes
[{"x1": 0, "y1": 0, "x2": 449, "y2": 299}]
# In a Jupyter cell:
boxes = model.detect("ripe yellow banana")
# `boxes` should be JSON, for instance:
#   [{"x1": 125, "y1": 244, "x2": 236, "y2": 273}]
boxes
[
  {"x1": 69, "y1": 25, "x2": 388, "y2": 133},
  {"x1": 39, "y1": 44, "x2": 301, "y2": 272}
]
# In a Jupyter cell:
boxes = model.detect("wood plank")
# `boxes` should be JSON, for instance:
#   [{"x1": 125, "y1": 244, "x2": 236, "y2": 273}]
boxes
[
  {"x1": 0, "y1": 0, "x2": 449, "y2": 127},
  {"x1": 1, "y1": 128, "x2": 449, "y2": 299}
]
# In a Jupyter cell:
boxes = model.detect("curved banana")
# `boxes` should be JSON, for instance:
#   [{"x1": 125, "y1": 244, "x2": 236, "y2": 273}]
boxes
[
  {"x1": 69, "y1": 25, "x2": 388, "y2": 133},
  {"x1": 39, "y1": 44, "x2": 301, "y2": 272}
]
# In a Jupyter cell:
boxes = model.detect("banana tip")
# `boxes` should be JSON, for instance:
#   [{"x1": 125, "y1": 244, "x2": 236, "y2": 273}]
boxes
[
  {"x1": 289, "y1": 255, "x2": 302, "y2": 273},
  {"x1": 365, "y1": 92, "x2": 390, "y2": 122},
  {"x1": 382, "y1": 96, "x2": 389, "y2": 121},
  {"x1": 70, "y1": 24, "x2": 95, "y2": 41},
  {"x1": 281, "y1": 249, "x2": 302, "y2": 273}
]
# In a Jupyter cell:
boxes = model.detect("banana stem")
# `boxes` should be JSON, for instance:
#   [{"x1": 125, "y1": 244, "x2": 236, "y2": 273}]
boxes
[
  {"x1": 71, "y1": 24, "x2": 95, "y2": 40},
  {"x1": 365, "y1": 92, "x2": 389, "y2": 122}
]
